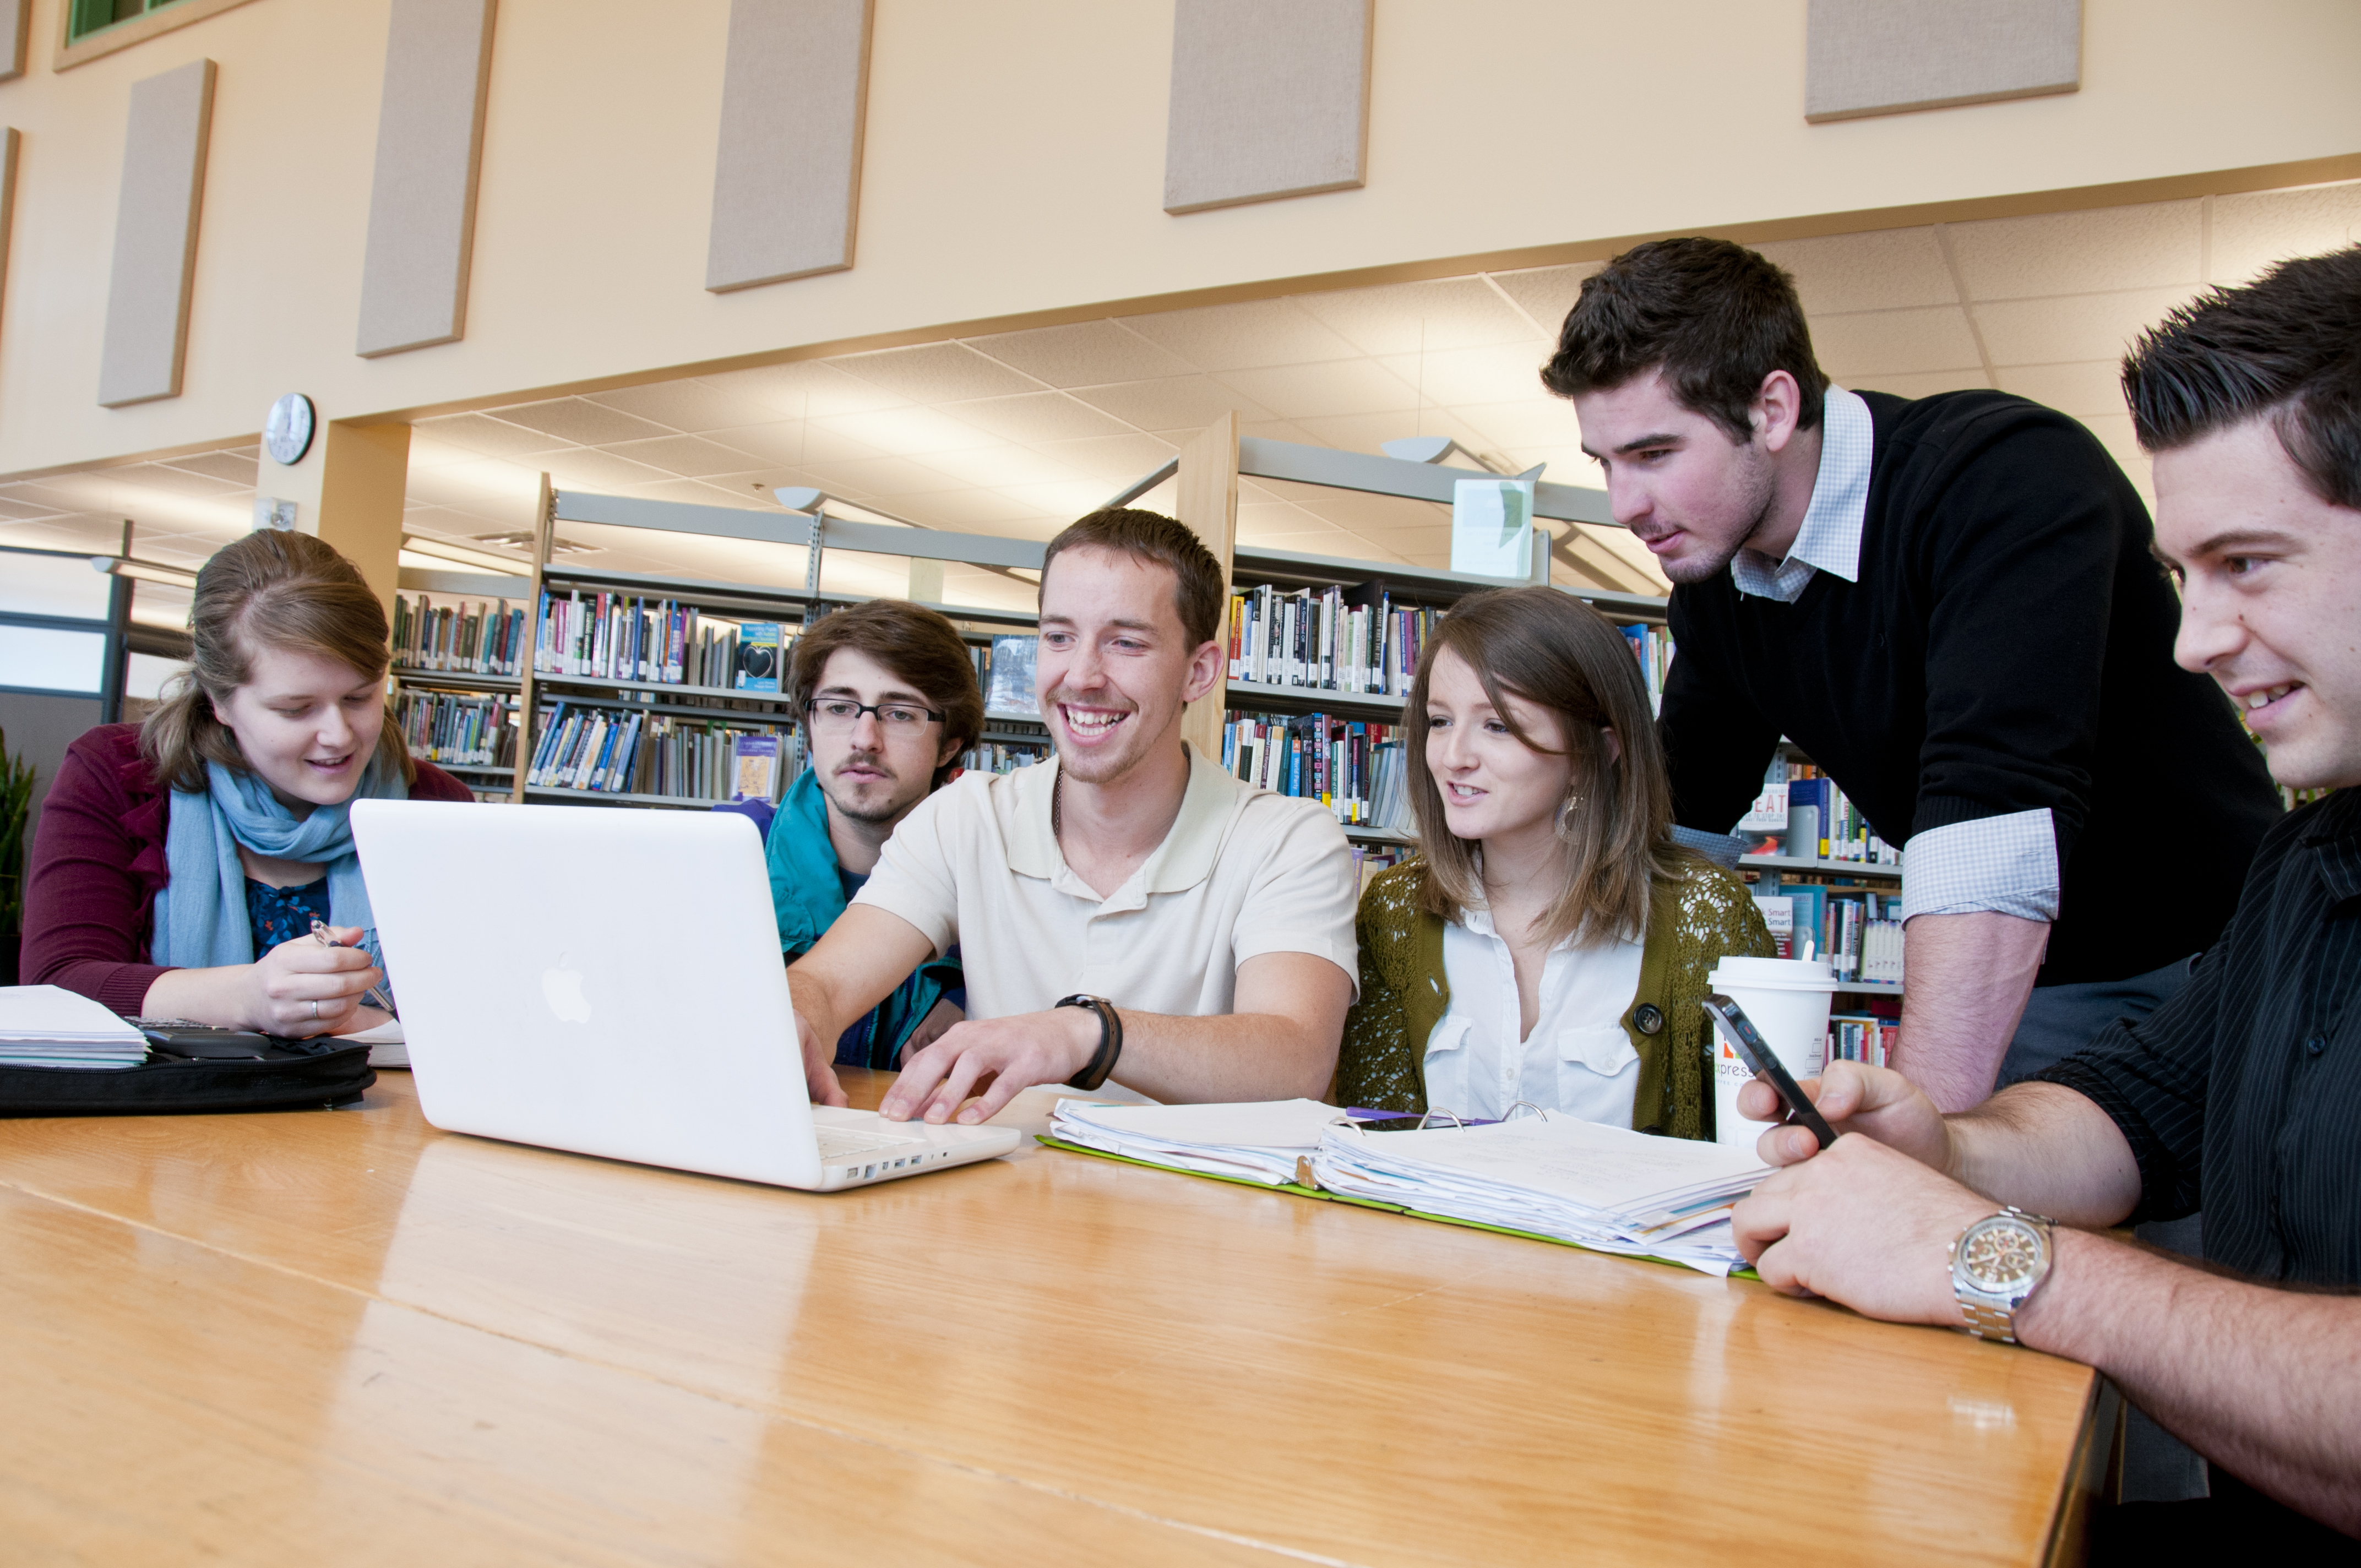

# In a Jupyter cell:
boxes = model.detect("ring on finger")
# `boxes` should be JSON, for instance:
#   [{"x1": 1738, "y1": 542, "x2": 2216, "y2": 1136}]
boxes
[{"x1": 311, "y1": 999, "x2": 320, "y2": 1020}]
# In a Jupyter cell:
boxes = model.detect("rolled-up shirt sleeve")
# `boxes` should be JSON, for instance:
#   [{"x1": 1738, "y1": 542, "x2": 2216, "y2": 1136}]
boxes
[{"x1": 1899, "y1": 808, "x2": 2061, "y2": 924}]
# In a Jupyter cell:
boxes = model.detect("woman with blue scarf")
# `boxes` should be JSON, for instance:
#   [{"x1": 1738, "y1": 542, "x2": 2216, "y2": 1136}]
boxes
[{"x1": 23, "y1": 531, "x2": 472, "y2": 1032}]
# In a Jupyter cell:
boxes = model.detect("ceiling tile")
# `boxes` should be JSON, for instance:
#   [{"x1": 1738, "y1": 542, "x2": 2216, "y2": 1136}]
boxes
[
  {"x1": 1117, "y1": 297, "x2": 1362, "y2": 372},
  {"x1": 697, "y1": 361, "x2": 909, "y2": 418},
  {"x1": 2208, "y1": 179, "x2": 2361, "y2": 285},
  {"x1": 1845, "y1": 368, "x2": 1994, "y2": 398},
  {"x1": 114, "y1": 464, "x2": 246, "y2": 498},
  {"x1": 1211, "y1": 359, "x2": 1422, "y2": 420},
  {"x1": 1031, "y1": 432, "x2": 1178, "y2": 483},
  {"x1": 833, "y1": 341, "x2": 1043, "y2": 402},
  {"x1": 1071, "y1": 376, "x2": 1275, "y2": 430},
  {"x1": 162, "y1": 450, "x2": 260, "y2": 485},
  {"x1": 0, "y1": 494, "x2": 62, "y2": 519},
  {"x1": 1291, "y1": 277, "x2": 1542, "y2": 357},
  {"x1": 600, "y1": 434, "x2": 769, "y2": 478},
  {"x1": 617, "y1": 478, "x2": 776, "y2": 511},
  {"x1": 586, "y1": 380, "x2": 769, "y2": 434},
  {"x1": 917, "y1": 444, "x2": 1082, "y2": 489},
  {"x1": 539, "y1": 449, "x2": 680, "y2": 492},
  {"x1": 797, "y1": 455, "x2": 970, "y2": 498},
  {"x1": 1372, "y1": 341, "x2": 1552, "y2": 407},
  {"x1": 1992, "y1": 360, "x2": 2128, "y2": 418},
  {"x1": 1754, "y1": 228, "x2": 1959, "y2": 313},
  {"x1": 810, "y1": 407, "x2": 1002, "y2": 458},
  {"x1": 1811, "y1": 305, "x2": 1983, "y2": 378},
  {"x1": 963, "y1": 320, "x2": 1196, "y2": 387},
  {"x1": 0, "y1": 482, "x2": 97, "y2": 512},
  {"x1": 489, "y1": 398, "x2": 676, "y2": 445},
  {"x1": 413, "y1": 412, "x2": 575, "y2": 459},
  {"x1": 939, "y1": 391, "x2": 1134, "y2": 445},
  {"x1": 1445, "y1": 398, "x2": 1579, "y2": 450},
  {"x1": 1945, "y1": 201, "x2": 2204, "y2": 301},
  {"x1": 1971, "y1": 287, "x2": 2201, "y2": 366},
  {"x1": 1288, "y1": 407, "x2": 1500, "y2": 459},
  {"x1": 1487, "y1": 264, "x2": 1604, "y2": 337},
  {"x1": 695, "y1": 467, "x2": 836, "y2": 506},
  {"x1": 994, "y1": 479, "x2": 1128, "y2": 519},
  {"x1": 704, "y1": 420, "x2": 883, "y2": 466},
  {"x1": 894, "y1": 487, "x2": 1042, "y2": 531},
  {"x1": 405, "y1": 434, "x2": 496, "y2": 471},
  {"x1": 0, "y1": 516, "x2": 121, "y2": 552}
]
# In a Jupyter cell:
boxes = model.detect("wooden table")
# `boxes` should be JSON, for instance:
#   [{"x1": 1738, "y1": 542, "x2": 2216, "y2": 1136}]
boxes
[{"x1": 0, "y1": 1069, "x2": 2106, "y2": 1565}]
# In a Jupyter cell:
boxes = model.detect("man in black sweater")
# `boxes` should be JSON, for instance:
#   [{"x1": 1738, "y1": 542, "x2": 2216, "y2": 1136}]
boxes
[{"x1": 1541, "y1": 238, "x2": 2281, "y2": 1113}]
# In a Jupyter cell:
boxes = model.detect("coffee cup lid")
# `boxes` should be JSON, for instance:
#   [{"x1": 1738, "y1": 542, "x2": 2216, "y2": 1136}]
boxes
[{"x1": 1706, "y1": 956, "x2": 1838, "y2": 992}]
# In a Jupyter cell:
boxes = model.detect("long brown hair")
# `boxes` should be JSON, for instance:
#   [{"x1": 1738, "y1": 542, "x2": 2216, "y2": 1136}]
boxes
[
  {"x1": 141, "y1": 530, "x2": 413, "y2": 793},
  {"x1": 1406, "y1": 587, "x2": 1686, "y2": 948}
]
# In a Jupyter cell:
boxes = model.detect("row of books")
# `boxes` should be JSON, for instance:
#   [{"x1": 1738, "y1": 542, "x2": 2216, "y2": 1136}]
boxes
[
  {"x1": 959, "y1": 742, "x2": 1049, "y2": 774},
  {"x1": 392, "y1": 594, "x2": 527, "y2": 677},
  {"x1": 1738, "y1": 759, "x2": 1900, "y2": 865},
  {"x1": 1222, "y1": 710, "x2": 1410, "y2": 829},
  {"x1": 1752, "y1": 886, "x2": 1904, "y2": 985},
  {"x1": 393, "y1": 689, "x2": 514, "y2": 769},
  {"x1": 525, "y1": 701, "x2": 802, "y2": 802},
  {"x1": 534, "y1": 589, "x2": 785, "y2": 693},
  {"x1": 1827, "y1": 1013, "x2": 1897, "y2": 1069},
  {"x1": 1227, "y1": 584, "x2": 1442, "y2": 699},
  {"x1": 1619, "y1": 623, "x2": 1673, "y2": 717}
]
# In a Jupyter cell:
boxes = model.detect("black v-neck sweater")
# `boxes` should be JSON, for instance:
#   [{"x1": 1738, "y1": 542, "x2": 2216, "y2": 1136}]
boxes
[{"x1": 1658, "y1": 389, "x2": 2282, "y2": 988}]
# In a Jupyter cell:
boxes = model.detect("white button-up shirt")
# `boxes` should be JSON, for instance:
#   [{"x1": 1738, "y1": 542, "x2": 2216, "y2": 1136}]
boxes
[{"x1": 1421, "y1": 907, "x2": 1646, "y2": 1126}]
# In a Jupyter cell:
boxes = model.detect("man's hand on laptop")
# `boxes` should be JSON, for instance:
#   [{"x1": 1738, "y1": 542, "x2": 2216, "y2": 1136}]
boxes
[
  {"x1": 793, "y1": 1010, "x2": 850, "y2": 1108},
  {"x1": 878, "y1": 1008, "x2": 1099, "y2": 1125}
]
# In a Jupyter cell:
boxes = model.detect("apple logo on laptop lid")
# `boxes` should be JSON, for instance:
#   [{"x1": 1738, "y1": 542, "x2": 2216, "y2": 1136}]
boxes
[{"x1": 542, "y1": 954, "x2": 594, "y2": 1023}]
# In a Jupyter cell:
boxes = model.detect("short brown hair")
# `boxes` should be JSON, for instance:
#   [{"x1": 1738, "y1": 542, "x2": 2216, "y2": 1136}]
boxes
[
  {"x1": 788, "y1": 599, "x2": 983, "y2": 787},
  {"x1": 1540, "y1": 237, "x2": 1829, "y2": 443},
  {"x1": 2123, "y1": 244, "x2": 2361, "y2": 507},
  {"x1": 1038, "y1": 508, "x2": 1225, "y2": 647},
  {"x1": 142, "y1": 530, "x2": 411, "y2": 793},
  {"x1": 1405, "y1": 588, "x2": 1688, "y2": 949}
]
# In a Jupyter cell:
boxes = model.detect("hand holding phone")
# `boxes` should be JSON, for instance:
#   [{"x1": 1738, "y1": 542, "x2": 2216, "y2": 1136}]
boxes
[{"x1": 1702, "y1": 994, "x2": 1838, "y2": 1151}]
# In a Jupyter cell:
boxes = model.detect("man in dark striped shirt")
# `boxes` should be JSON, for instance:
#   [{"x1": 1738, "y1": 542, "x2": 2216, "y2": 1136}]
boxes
[{"x1": 1729, "y1": 245, "x2": 2361, "y2": 1555}]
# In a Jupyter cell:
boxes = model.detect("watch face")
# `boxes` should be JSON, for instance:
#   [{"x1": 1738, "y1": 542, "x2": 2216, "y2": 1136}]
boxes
[
  {"x1": 265, "y1": 393, "x2": 316, "y2": 465},
  {"x1": 1961, "y1": 1218, "x2": 2044, "y2": 1293}
]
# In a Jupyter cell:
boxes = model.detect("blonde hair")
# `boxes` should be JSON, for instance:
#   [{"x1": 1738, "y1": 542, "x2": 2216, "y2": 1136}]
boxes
[
  {"x1": 1406, "y1": 587, "x2": 1688, "y2": 948},
  {"x1": 140, "y1": 530, "x2": 412, "y2": 793}
]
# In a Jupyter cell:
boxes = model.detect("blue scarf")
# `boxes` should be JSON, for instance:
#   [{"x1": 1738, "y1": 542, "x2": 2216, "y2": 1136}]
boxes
[{"x1": 151, "y1": 756, "x2": 410, "y2": 969}]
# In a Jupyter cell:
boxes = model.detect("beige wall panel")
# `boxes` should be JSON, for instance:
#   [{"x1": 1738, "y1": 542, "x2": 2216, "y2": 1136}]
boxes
[
  {"x1": 705, "y1": 0, "x2": 874, "y2": 292},
  {"x1": 0, "y1": 0, "x2": 28, "y2": 82},
  {"x1": 0, "y1": 1, "x2": 2353, "y2": 475},
  {"x1": 1807, "y1": 0, "x2": 2081, "y2": 123},
  {"x1": 356, "y1": 0, "x2": 498, "y2": 358},
  {"x1": 96, "y1": 58, "x2": 215, "y2": 408},
  {"x1": 1164, "y1": 0, "x2": 1371, "y2": 215}
]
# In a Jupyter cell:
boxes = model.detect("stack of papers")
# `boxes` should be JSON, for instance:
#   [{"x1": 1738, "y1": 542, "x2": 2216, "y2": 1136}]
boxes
[
  {"x1": 0, "y1": 986, "x2": 151, "y2": 1070},
  {"x1": 1312, "y1": 1116, "x2": 1769, "y2": 1276},
  {"x1": 1049, "y1": 1098, "x2": 1338, "y2": 1185}
]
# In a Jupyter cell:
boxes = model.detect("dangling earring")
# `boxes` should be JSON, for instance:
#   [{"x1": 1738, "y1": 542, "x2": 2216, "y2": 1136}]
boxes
[{"x1": 1553, "y1": 786, "x2": 1585, "y2": 843}]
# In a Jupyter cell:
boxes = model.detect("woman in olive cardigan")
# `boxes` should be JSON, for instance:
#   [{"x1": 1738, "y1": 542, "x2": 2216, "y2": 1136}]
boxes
[{"x1": 1334, "y1": 589, "x2": 1772, "y2": 1140}]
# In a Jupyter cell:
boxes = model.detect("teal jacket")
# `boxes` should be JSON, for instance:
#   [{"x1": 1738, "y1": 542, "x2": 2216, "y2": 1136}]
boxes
[{"x1": 726, "y1": 770, "x2": 962, "y2": 1069}]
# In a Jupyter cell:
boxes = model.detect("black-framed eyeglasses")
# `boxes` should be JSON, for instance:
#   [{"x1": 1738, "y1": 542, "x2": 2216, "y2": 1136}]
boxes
[{"x1": 803, "y1": 697, "x2": 945, "y2": 732}]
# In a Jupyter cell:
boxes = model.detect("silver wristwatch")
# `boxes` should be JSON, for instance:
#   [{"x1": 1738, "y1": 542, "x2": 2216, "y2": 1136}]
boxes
[{"x1": 1948, "y1": 1206, "x2": 2055, "y2": 1343}]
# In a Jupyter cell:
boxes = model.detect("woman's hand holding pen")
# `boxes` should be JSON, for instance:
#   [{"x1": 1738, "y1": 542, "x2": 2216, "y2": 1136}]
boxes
[{"x1": 245, "y1": 922, "x2": 382, "y2": 1036}]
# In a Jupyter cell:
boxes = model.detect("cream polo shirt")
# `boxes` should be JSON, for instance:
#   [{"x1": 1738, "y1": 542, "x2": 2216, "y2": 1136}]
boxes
[{"x1": 850, "y1": 745, "x2": 1360, "y2": 1020}]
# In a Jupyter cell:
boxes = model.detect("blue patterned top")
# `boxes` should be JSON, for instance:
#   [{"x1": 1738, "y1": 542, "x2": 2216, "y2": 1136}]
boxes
[{"x1": 246, "y1": 876, "x2": 331, "y2": 955}]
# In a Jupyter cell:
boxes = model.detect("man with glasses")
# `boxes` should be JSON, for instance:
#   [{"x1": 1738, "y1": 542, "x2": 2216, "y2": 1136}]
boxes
[
  {"x1": 720, "y1": 598, "x2": 983, "y2": 1070},
  {"x1": 787, "y1": 508, "x2": 1361, "y2": 1123}
]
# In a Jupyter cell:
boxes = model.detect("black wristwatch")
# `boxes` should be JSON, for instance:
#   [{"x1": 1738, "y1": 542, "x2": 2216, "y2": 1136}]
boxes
[{"x1": 1055, "y1": 994, "x2": 1123, "y2": 1091}]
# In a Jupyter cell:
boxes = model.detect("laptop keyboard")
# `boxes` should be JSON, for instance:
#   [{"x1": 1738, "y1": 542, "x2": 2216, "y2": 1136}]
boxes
[{"x1": 814, "y1": 1125, "x2": 925, "y2": 1160}]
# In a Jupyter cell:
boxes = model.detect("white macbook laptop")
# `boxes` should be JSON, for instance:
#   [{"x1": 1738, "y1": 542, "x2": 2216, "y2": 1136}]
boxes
[{"x1": 350, "y1": 799, "x2": 1019, "y2": 1190}]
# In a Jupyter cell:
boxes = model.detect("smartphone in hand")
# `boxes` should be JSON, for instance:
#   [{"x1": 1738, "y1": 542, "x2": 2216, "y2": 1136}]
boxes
[{"x1": 1701, "y1": 994, "x2": 1838, "y2": 1150}]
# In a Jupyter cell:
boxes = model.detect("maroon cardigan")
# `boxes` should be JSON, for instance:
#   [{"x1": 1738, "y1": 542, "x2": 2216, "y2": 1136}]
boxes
[{"x1": 22, "y1": 723, "x2": 474, "y2": 1015}]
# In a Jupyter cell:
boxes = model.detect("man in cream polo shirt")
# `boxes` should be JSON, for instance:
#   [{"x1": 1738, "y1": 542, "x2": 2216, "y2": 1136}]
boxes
[{"x1": 786, "y1": 508, "x2": 1359, "y2": 1124}]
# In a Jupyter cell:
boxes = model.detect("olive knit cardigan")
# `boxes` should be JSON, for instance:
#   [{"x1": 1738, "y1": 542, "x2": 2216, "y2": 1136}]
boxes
[{"x1": 1334, "y1": 856, "x2": 1776, "y2": 1140}]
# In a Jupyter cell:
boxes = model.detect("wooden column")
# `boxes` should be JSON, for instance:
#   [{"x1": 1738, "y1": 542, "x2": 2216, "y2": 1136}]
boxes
[
  {"x1": 509, "y1": 472, "x2": 555, "y2": 804},
  {"x1": 313, "y1": 421, "x2": 414, "y2": 614},
  {"x1": 1171, "y1": 412, "x2": 1238, "y2": 763}
]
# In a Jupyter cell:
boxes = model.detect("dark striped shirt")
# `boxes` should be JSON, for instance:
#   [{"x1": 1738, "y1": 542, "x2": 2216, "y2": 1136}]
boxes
[{"x1": 2040, "y1": 785, "x2": 2361, "y2": 1283}]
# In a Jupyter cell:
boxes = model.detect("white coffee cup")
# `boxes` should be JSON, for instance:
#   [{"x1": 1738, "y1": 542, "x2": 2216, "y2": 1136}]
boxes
[{"x1": 1704, "y1": 955, "x2": 1837, "y2": 1149}]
